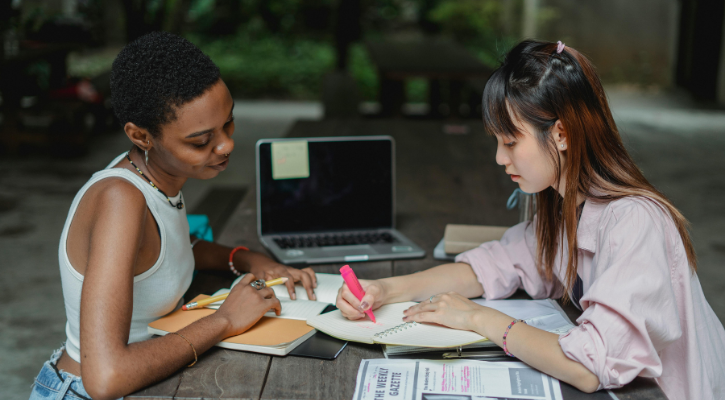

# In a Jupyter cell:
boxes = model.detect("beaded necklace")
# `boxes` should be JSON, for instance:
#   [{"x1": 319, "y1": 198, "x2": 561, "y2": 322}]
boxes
[{"x1": 126, "y1": 153, "x2": 184, "y2": 209}]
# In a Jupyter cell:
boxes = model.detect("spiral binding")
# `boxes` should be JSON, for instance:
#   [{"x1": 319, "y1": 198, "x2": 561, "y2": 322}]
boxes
[{"x1": 373, "y1": 321, "x2": 420, "y2": 339}]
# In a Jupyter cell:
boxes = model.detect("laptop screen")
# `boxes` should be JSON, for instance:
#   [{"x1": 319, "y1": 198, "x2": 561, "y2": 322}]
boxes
[{"x1": 258, "y1": 138, "x2": 394, "y2": 235}]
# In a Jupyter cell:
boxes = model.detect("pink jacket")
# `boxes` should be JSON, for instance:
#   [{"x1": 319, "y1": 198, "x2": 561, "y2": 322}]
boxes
[{"x1": 456, "y1": 196, "x2": 725, "y2": 400}]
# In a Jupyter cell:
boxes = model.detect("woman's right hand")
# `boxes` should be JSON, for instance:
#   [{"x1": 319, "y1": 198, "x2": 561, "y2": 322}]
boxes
[
  {"x1": 336, "y1": 279, "x2": 386, "y2": 320},
  {"x1": 215, "y1": 274, "x2": 281, "y2": 336}
]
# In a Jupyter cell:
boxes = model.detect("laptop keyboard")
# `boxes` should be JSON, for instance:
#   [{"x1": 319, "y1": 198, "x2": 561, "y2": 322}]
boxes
[{"x1": 273, "y1": 232, "x2": 397, "y2": 249}]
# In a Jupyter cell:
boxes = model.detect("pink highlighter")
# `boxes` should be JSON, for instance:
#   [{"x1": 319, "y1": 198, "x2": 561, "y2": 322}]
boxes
[{"x1": 340, "y1": 265, "x2": 376, "y2": 322}]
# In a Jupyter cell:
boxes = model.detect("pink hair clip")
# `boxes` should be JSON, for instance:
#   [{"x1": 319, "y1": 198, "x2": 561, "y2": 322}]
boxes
[{"x1": 556, "y1": 41, "x2": 565, "y2": 54}]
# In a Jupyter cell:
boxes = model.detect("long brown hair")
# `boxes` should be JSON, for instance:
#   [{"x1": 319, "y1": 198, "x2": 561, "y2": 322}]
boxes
[{"x1": 481, "y1": 40, "x2": 696, "y2": 301}]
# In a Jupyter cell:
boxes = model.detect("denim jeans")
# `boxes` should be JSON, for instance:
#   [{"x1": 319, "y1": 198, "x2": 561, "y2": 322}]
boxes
[{"x1": 28, "y1": 347, "x2": 92, "y2": 400}]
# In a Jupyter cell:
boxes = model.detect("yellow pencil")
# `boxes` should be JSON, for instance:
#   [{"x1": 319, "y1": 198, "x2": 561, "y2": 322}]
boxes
[{"x1": 182, "y1": 277, "x2": 288, "y2": 310}]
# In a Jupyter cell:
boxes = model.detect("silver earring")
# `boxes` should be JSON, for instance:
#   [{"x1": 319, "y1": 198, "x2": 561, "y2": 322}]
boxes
[
  {"x1": 145, "y1": 141, "x2": 149, "y2": 165},
  {"x1": 560, "y1": 144, "x2": 564, "y2": 149}
]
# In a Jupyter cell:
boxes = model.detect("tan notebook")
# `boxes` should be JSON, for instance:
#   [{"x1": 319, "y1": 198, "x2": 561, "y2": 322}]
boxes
[
  {"x1": 307, "y1": 302, "x2": 486, "y2": 348},
  {"x1": 148, "y1": 295, "x2": 316, "y2": 356},
  {"x1": 444, "y1": 224, "x2": 509, "y2": 254}
]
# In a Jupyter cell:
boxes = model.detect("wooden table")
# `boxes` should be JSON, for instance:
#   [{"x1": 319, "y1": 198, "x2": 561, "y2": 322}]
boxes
[
  {"x1": 365, "y1": 38, "x2": 493, "y2": 118},
  {"x1": 129, "y1": 120, "x2": 667, "y2": 400}
]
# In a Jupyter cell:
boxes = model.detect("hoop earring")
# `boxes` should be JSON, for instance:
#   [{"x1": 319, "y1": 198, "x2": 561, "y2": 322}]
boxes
[{"x1": 145, "y1": 141, "x2": 149, "y2": 165}]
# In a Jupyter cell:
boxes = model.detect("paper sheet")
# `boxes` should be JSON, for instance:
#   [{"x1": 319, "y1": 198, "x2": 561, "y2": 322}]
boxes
[
  {"x1": 271, "y1": 140, "x2": 310, "y2": 180},
  {"x1": 230, "y1": 273, "x2": 343, "y2": 304},
  {"x1": 353, "y1": 359, "x2": 563, "y2": 400},
  {"x1": 205, "y1": 273, "x2": 343, "y2": 320},
  {"x1": 307, "y1": 302, "x2": 417, "y2": 343},
  {"x1": 472, "y1": 299, "x2": 575, "y2": 334},
  {"x1": 307, "y1": 302, "x2": 485, "y2": 347}
]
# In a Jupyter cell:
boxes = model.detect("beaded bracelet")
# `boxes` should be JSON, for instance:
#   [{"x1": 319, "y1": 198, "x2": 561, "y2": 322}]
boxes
[
  {"x1": 502, "y1": 319, "x2": 527, "y2": 357},
  {"x1": 228, "y1": 246, "x2": 250, "y2": 276},
  {"x1": 170, "y1": 332, "x2": 197, "y2": 367}
]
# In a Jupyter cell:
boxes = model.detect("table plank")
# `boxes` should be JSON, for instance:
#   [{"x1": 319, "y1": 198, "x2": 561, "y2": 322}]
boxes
[
  {"x1": 127, "y1": 348, "x2": 269, "y2": 400},
  {"x1": 262, "y1": 343, "x2": 381, "y2": 400},
  {"x1": 174, "y1": 348, "x2": 270, "y2": 400}
]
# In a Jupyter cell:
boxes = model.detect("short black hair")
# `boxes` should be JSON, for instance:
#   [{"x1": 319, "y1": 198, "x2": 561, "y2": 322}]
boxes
[{"x1": 111, "y1": 31, "x2": 221, "y2": 136}]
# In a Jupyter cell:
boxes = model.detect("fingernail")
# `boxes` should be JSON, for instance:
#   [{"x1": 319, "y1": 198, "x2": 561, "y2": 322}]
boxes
[
  {"x1": 402, "y1": 316, "x2": 408, "y2": 321},
  {"x1": 312, "y1": 294, "x2": 317, "y2": 300},
  {"x1": 291, "y1": 294, "x2": 296, "y2": 300},
  {"x1": 360, "y1": 301, "x2": 369, "y2": 310}
]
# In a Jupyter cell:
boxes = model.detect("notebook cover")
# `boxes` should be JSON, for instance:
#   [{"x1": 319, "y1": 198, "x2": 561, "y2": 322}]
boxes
[{"x1": 148, "y1": 295, "x2": 315, "y2": 347}]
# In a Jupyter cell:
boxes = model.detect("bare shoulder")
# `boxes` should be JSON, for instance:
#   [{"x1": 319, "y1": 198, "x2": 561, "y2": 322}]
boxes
[{"x1": 81, "y1": 176, "x2": 148, "y2": 224}]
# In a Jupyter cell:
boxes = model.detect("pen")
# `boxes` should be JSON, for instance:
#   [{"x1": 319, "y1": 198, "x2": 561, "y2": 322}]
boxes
[
  {"x1": 340, "y1": 265, "x2": 376, "y2": 322},
  {"x1": 442, "y1": 350, "x2": 508, "y2": 359},
  {"x1": 182, "y1": 277, "x2": 288, "y2": 310}
]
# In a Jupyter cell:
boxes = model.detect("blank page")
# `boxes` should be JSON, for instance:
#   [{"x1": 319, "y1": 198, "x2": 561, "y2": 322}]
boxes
[
  {"x1": 375, "y1": 320, "x2": 485, "y2": 347},
  {"x1": 308, "y1": 301, "x2": 487, "y2": 347},
  {"x1": 230, "y1": 273, "x2": 343, "y2": 303},
  {"x1": 307, "y1": 302, "x2": 417, "y2": 343}
]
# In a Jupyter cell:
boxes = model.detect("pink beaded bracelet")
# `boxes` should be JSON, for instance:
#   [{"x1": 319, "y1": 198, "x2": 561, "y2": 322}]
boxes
[
  {"x1": 228, "y1": 246, "x2": 249, "y2": 276},
  {"x1": 502, "y1": 319, "x2": 527, "y2": 357}
]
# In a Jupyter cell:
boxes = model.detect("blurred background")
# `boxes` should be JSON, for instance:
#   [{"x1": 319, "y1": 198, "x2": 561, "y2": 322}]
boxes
[{"x1": 1, "y1": 0, "x2": 724, "y2": 398}]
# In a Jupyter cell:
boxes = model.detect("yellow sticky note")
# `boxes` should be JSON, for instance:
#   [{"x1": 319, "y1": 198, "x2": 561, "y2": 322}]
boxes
[{"x1": 271, "y1": 141, "x2": 310, "y2": 180}]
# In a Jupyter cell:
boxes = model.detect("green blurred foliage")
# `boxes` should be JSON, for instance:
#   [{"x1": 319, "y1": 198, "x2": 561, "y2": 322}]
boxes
[
  {"x1": 348, "y1": 43, "x2": 379, "y2": 101},
  {"x1": 428, "y1": 0, "x2": 516, "y2": 68},
  {"x1": 188, "y1": 32, "x2": 336, "y2": 99},
  {"x1": 92, "y1": 0, "x2": 531, "y2": 100}
]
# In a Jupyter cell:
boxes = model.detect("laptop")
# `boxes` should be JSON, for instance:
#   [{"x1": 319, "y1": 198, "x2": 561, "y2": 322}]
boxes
[{"x1": 256, "y1": 136, "x2": 425, "y2": 266}]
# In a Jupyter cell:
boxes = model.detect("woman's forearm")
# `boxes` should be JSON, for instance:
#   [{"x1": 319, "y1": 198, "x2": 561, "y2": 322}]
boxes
[
  {"x1": 83, "y1": 313, "x2": 230, "y2": 400},
  {"x1": 381, "y1": 263, "x2": 484, "y2": 304},
  {"x1": 192, "y1": 237, "x2": 280, "y2": 274},
  {"x1": 472, "y1": 311, "x2": 600, "y2": 393}
]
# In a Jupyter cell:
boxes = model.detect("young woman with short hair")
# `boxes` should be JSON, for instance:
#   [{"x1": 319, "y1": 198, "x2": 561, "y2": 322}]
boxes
[{"x1": 29, "y1": 32, "x2": 316, "y2": 400}]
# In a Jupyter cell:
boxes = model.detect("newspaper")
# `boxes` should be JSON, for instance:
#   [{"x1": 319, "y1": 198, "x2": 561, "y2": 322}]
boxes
[{"x1": 352, "y1": 359, "x2": 563, "y2": 400}]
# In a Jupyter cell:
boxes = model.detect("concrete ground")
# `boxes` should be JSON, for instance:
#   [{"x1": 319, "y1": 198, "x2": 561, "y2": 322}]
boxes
[{"x1": 1, "y1": 90, "x2": 724, "y2": 399}]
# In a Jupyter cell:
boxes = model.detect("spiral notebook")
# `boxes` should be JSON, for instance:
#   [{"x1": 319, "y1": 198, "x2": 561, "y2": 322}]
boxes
[{"x1": 306, "y1": 302, "x2": 486, "y2": 348}]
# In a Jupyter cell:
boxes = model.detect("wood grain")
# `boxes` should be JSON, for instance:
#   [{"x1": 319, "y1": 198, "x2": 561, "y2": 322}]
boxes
[{"x1": 261, "y1": 342, "x2": 382, "y2": 400}]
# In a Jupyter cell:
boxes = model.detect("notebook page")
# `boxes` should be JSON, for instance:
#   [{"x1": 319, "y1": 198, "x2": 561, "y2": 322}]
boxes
[
  {"x1": 230, "y1": 273, "x2": 343, "y2": 303},
  {"x1": 205, "y1": 290, "x2": 327, "y2": 320},
  {"x1": 471, "y1": 299, "x2": 559, "y2": 320},
  {"x1": 263, "y1": 299, "x2": 328, "y2": 320},
  {"x1": 471, "y1": 298, "x2": 574, "y2": 334},
  {"x1": 376, "y1": 321, "x2": 486, "y2": 348},
  {"x1": 307, "y1": 302, "x2": 417, "y2": 343}
]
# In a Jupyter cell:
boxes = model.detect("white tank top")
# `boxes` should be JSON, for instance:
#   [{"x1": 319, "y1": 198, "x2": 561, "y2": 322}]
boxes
[{"x1": 59, "y1": 152, "x2": 195, "y2": 363}]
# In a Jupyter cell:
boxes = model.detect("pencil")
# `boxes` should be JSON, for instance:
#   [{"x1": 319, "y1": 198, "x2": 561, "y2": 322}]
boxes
[{"x1": 182, "y1": 277, "x2": 289, "y2": 310}]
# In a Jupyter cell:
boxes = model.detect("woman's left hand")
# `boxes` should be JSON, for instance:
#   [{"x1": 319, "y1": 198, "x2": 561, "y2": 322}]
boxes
[
  {"x1": 244, "y1": 254, "x2": 317, "y2": 300},
  {"x1": 402, "y1": 292, "x2": 501, "y2": 333}
]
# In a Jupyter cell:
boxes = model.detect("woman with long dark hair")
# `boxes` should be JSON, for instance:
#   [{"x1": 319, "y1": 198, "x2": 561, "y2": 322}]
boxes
[{"x1": 336, "y1": 40, "x2": 725, "y2": 399}]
